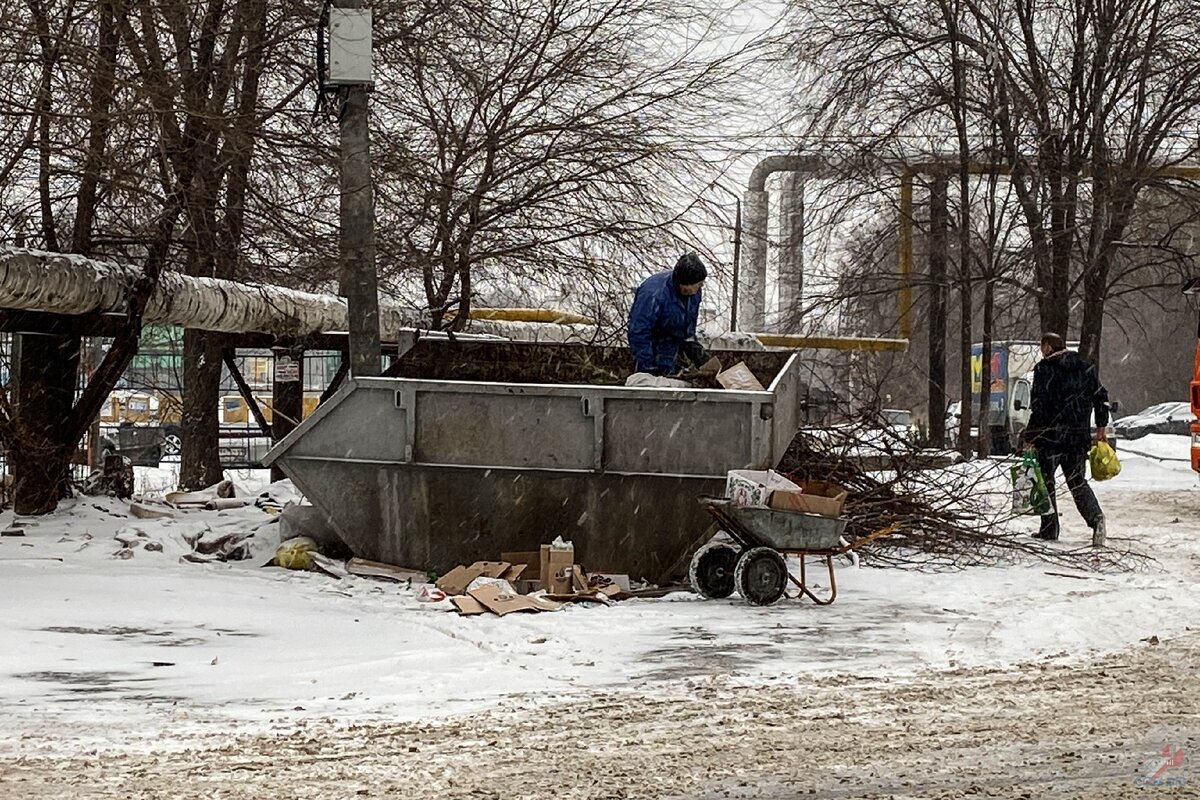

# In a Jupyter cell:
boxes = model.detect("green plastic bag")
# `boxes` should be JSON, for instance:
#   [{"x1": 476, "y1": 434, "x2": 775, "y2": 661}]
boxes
[
  {"x1": 1011, "y1": 452, "x2": 1052, "y2": 515},
  {"x1": 1089, "y1": 441, "x2": 1121, "y2": 481}
]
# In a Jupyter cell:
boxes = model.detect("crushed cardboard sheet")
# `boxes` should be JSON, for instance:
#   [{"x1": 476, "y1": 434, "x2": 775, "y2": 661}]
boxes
[
  {"x1": 434, "y1": 544, "x2": 636, "y2": 616},
  {"x1": 436, "y1": 561, "x2": 516, "y2": 595},
  {"x1": 467, "y1": 584, "x2": 562, "y2": 616},
  {"x1": 346, "y1": 557, "x2": 427, "y2": 583},
  {"x1": 716, "y1": 361, "x2": 766, "y2": 391}
]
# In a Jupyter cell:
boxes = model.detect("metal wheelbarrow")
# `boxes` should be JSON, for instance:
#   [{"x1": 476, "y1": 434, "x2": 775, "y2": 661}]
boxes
[{"x1": 689, "y1": 497, "x2": 897, "y2": 606}]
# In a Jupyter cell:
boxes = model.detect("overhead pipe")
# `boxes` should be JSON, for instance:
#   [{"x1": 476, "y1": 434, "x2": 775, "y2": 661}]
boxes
[{"x1": 740, "y1": 155, "x2": 827, "y2": 332}]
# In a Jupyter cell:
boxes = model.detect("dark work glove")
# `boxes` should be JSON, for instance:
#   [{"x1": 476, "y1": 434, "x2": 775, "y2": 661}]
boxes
[{"x1": 679, "y1": 340, "x2": 709, "y2": 370}]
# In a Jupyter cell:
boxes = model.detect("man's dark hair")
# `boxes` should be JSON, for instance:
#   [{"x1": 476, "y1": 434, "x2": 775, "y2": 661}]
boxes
[
  {"x1": 1041, "y1": 332, "x2": 1066, "y2": 352},
  {"x1": 673, "y1": 252, "x2": 707, "y2": 285}
]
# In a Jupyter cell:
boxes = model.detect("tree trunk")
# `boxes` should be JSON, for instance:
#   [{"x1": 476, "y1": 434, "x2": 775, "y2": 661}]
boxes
[
  {"x1": 179, "y1": 328, "x2": 225, "y2": 490},
  {"x1": 927, "y1": 175, "x2": 948, "y2": 447},
  {"x1": 978, "y1": 278, "x2": 995, "y2": 457},
  {"x1": 13, "y1": 333, "x2": 80, "y2": 514}
]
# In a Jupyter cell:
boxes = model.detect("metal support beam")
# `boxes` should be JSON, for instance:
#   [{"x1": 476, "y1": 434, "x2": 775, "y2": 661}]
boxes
[
  {"x1": 319, "y1": 353, "x2": 350, "y2": 405},
  {"x1": 221, "y1": 349, "x2": 271, "y2": 437}
]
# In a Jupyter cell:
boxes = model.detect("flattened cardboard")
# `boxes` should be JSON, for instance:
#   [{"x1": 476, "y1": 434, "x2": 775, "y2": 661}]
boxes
[
  {"x1": 436, "y1": 561, "x2": 512, "y2": 595},
  {"x1": 769, "y1": 480, "x2": 848, "y2": 519},
  {"x1": 468, "y1": 584, "x2": 562, "y2": 616},
  {"x1": 347, "y1": 557, "x2": 426, "y2": 583},
  {"x1": 501, "y1": 564, "x2": 527, "y2": 582},
  {"x1": 716, "y1": 362, "x2": 766, "y2": 392},
  {"x1": 474, "y1": 561, "x2": 511, "y2": 579},
  {"x1": 451, "y1": 595, "x2": 489, "y2": 616},
  {"x1": 571, "y1": 565, "x2": 589, "y2": 593},
  {"x1": 436, "y1": 565, "x2": 479, "y2": 595}
]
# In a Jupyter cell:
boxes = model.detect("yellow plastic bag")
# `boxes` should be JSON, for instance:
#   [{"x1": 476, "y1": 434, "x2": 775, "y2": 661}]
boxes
[
  {"x1": 1089, "y1": 441, "x2": 1121, "y2": 481},
  {"x1": 274, "y1": 536, "x2": 317, "y2": 570}
]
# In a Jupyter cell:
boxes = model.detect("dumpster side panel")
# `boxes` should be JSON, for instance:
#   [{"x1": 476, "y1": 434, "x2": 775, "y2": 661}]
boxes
[
  {"x1": 769, "y1": 354, "x2": 803, "y2": 466},
  {"x1": 284, "y1": 387, "x2": 405, "y2": 463},
  {"x1": 601, "y1": 397, "x2": 757, "y2": 473},
  {"x1": 413, "y1": 389, "x2": 594, "y2": 469},
  {"x1": 283, "y1": 457, "x2": 723, "y2": 579}
]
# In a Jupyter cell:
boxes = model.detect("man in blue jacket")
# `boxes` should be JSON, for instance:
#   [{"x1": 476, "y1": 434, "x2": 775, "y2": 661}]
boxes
[{"x1": 627, "y1": 253, "x2": 708, "y2": 375}]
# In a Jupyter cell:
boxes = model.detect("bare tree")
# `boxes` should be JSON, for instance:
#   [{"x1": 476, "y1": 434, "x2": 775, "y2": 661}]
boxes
[
  {"x1": 368, "y1": 0, "x2": 767, "y2": 328},
  {"x1": 782, "y1": 0, "x2": 1200, "y2": 441}
]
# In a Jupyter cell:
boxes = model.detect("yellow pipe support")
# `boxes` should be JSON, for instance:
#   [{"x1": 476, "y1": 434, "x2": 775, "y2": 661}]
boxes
[
  {"x1": 898, "y1": 170, "x2": 914, "y2": 340},
  {"x1": 451, "y1": 308, "x2": 598, "y2": 325},
  {"x1": 754, "y1": 334, "x2": 910, "y2": 352}
]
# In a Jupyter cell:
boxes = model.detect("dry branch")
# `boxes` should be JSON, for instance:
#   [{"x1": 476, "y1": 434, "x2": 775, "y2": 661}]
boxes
[{"x1": 778, "y1": 421, "x2": 1152, "y2": 573}]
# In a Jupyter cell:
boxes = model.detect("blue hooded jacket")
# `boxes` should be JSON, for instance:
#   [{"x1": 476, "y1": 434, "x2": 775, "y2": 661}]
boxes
[{"x1": 627, "y1": 271, "x2": 701, "y2": 374}]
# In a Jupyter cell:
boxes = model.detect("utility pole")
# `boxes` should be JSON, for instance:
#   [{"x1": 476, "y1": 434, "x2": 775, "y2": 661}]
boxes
[{"x1": 329, "y1": 1, "x2": 381, "y2": 377}]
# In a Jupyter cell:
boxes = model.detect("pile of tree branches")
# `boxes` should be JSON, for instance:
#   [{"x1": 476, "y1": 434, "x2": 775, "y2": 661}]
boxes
[{"x1": 777, "y1": 422, "x2": 1152, "y2": 573}]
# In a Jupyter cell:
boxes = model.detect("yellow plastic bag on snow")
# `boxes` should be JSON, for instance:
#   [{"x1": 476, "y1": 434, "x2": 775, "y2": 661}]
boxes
[
  {"x1": 274, "y1": 536, "x2": 317, "y2": 570},
  {"x1": 1089, "y1": 441, "x2": 1121, "y2": 481}
]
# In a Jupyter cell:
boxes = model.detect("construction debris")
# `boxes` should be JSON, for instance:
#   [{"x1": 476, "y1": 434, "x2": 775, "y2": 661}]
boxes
[{"x1": 433, "y1": 539, "x2": 638, "y2": 617}]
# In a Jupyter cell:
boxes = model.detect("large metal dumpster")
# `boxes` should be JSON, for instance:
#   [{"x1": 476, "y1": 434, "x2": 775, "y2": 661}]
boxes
[{"x1": 264, "y1": 341, "x2": 805, "y2": 581}]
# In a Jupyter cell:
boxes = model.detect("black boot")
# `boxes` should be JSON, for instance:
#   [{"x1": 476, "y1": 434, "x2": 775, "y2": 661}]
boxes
[{"x1": 1033, "y1": 514, "x2": 1059, "y2": 541}]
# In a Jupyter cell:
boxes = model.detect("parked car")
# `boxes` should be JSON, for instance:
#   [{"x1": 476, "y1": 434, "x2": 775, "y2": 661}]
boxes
[
  {"x1": 881, "y1": 408, "x2": 918, "y2": 441},
  {"x1": 943, "y1": 401, "x2": 980, "y2": 448},
  {"x1": 1113, "y1": 401, "x2": 1191, "y2": 440}
]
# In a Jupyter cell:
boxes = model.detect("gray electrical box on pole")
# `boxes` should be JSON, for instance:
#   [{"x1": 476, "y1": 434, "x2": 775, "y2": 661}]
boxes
[
  {"x1": 327, "y1": 9, "x2": 373, "y2": 84},
  {"x1": 326, "y1": 1, "x2": 381, "y2": 377}
]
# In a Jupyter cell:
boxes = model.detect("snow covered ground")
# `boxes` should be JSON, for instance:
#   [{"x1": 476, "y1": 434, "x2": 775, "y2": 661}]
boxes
[{"x1": 1, "y1": 436, "x2": 1197, "y2": 753}]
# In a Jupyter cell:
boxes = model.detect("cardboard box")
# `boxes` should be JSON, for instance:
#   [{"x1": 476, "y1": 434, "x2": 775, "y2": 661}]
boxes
[
  {"x1": 769, "y1": 480, "x2": 848, "y2": 518},
  {"x1": 540, "y1": 542, "x2": 575, "y2": 591},
  {"x1": 545, "y1": 563, "x2": 575, "y2": 595},
  {"x1": 725, "y1": 469, "x2": 800, "y2": 507}
]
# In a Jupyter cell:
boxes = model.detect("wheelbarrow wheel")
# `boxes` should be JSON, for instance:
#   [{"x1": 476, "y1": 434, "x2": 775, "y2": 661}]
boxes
[
  {"x1": 689, "y1": 540, "x2": 740, "y2": 599},
  {"x1": 734, "y1": 547, "x2": 788, "y2": 606}
]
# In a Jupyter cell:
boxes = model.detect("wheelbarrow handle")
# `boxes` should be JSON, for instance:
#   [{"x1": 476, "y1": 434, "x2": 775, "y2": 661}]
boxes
[{"x1": 834, "y1": 522, "x2": 900, "y2": 554}]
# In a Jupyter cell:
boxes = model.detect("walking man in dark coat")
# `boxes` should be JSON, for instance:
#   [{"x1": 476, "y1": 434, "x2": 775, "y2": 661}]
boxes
[{"x1": 1023, "y1": 332, "x2": 1110, "y2": 544}]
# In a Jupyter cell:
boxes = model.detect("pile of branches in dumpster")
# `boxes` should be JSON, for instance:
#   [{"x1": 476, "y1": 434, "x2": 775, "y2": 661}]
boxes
[{"x1": 777, "y1": 421, "x2": 1151, "y2": 573}]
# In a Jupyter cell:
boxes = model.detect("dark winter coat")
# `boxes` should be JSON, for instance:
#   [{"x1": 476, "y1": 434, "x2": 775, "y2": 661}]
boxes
[
  {"x1": 1025, "y1": 349, "x2": 1110, "y2": 454},
  {"x1": 627, "y1": 271, "x2": 701, "y2": 375}
]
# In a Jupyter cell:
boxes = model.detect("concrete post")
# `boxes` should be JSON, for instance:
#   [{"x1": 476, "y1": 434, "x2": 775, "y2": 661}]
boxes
[{"x1": 335, "y1": 0, "x2": 381, "y2": 377}]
